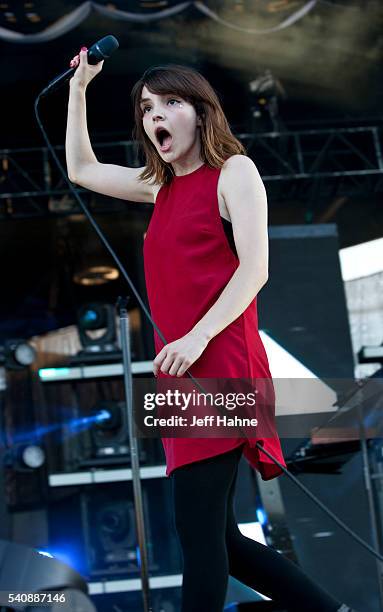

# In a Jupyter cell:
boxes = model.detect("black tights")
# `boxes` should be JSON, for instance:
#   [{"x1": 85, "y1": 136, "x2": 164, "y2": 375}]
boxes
[{"x1": 171, "y1": 444, "x2": 343, "y2": 612}]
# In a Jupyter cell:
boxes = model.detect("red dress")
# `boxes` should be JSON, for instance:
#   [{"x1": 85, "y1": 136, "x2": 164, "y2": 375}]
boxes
[{"x1": 143, "y1": 162, "x2": 286, "y2": 480}]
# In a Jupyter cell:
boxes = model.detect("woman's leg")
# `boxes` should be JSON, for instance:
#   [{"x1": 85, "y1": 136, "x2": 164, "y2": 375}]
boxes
[
  {"x1": 171, "y1": 445, "x2": 242, "y2": 612},
  {"x1": 225, "y1": 455, "x2": 344, "y2": 612},
  {"x1": 171, "y1": 443, "x2": 348, "y2": 612}
]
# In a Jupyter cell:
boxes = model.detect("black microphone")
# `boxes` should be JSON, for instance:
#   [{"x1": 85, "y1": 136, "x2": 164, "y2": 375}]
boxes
[{"x1": 40, "y1": 35, "x2": 119, "y2": 98}]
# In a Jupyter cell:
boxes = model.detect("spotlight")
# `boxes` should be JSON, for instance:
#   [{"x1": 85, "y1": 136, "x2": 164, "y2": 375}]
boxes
[
  {"x1": 81, "y1": 491, "x2": 153, "y2": 577},
  {"x1": 249, "y1": 69, "x2": 279, "y2": 96},
  {"x1": 21, "y1": 444, "x2": 46, "y2": 469},
  {"x1": 77, "y1": 402, "x2": 147, "y2": 468},
  {"x1": 91, "y1": 401, "x2": 129, "y2": 460},
  {"x1": 248, "y1": 69, "x2": 286, "y2": 132},
  {"x1": 4, "y1": 443, "x2": 46, "y2": 471},
  {"x1": 0, "y1": 340, "x2": 36, "y2": 370},
  {"x1": 76, "y1": 302, "x2": 118, "y2": 354}
]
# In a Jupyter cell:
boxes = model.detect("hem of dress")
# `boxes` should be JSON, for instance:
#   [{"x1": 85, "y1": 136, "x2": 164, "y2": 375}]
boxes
[
  {"x1": 165, "y1": 440, "x2": 246, "y2": 477},
  {"x1": 258, "y1": 461, "x2": 285, "y2": 481},
  {"x1": 243, "y1": 439, "x2": 286, "y2": 481}
]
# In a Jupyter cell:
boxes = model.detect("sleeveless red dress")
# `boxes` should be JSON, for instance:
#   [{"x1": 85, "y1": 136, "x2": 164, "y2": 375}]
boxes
[{"x1": 143, "y1": 162, "x2": 286, "y2": 480}]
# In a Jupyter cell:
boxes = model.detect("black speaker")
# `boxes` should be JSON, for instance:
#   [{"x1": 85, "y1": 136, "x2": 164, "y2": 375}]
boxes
[{"x1": 81, "y1": 487, "x2": 154, "y2": 577}]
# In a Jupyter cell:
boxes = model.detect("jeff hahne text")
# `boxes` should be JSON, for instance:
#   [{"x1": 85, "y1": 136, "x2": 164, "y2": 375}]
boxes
[{"x1": 143, "y1": 388, "x2": 258, "y2": 428}]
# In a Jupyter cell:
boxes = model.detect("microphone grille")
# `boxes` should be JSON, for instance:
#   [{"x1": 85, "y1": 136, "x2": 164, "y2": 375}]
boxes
[
  {"x1": 98, "y1": 35, "x2": 119, "y2": 57},
  {"x1": 88, "y1": 35, "x2": 119, "y2": 63}
]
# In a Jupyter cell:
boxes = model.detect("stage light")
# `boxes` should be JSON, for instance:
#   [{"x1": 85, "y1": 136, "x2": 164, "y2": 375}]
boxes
[
  {"x1": 37, "y1": 547, "x2": 81, "y2": 571},
  {"x1": 4, "y1": 443, "x2": 46, "y2": 471},
  {"x1": 21, "y1": 444, "x2": 46, "y2": 469},
  {"x1": 0, "y1": 339, "x2": 36, "y2": 370},
  {"x1": 256, "y1": 507, "x2": 268, "y2": 526},
  {"x1": 90, "y1": 401, "x2": 129, "y2": 460},
  {"x1": 248, "y1": 69, "x2": 286, "y2": 132},
  {"x1": 37, "y1": 550, "x2": 54, "y2": 558},
  {"x1": 73, "y1": 265, "x2": 119, "y2": 286},
  {"x1": 77, "y1": 302, "x2": 118, "y2": 354},
  {"x1": 73, "y1": 402, "x2": 150, "y2": 468},
  {"x1": 81, "y1": 491, "x2": 154, "y2": 577}
]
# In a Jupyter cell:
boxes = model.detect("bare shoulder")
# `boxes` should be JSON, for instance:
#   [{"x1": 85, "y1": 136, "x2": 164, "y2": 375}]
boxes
[
  {"x1": 222, "y1": 154, "x2": 256, "y2": 171},
  {"x1": 221, "y1": 154, "x2": 262, "y2": 180},
  {"x1": 219, "y1": 155, "x2": 265, "y2": 196}
]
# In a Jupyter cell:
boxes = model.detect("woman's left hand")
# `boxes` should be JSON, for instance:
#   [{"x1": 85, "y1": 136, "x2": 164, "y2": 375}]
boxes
[{"x1": 153, "y1": 330, "x2": 210, "y2": 377}]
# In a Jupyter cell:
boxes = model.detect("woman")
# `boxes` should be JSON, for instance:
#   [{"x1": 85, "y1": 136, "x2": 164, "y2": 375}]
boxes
[{"x1": 66, "y1": 49, "x2": 355, "y2": 612}]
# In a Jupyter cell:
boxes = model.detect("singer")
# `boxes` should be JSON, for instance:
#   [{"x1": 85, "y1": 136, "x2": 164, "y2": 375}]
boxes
[{"x1": 65, "y1": 50, "x2": 354, "y2": 612}]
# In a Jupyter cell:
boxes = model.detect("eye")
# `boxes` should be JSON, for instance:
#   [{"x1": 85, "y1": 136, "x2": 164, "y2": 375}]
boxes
[
  {"x1": 142, "y1": 105, "x2": 151, "y2": 114},
  {"x1": 168, "y1": 99, "x2": 181, "y2": 106}
]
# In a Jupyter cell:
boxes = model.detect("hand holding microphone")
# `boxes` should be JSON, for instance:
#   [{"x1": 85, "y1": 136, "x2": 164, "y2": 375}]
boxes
[
  {"x1": 69, "y1": 46, "x2": 104, "y2": 90},
  {"x1": 69, "y1": 48, "x2": 85, "y2": 69},
  {"x1": 40, "y1": 35, "x2": 119, "y2": 97}
]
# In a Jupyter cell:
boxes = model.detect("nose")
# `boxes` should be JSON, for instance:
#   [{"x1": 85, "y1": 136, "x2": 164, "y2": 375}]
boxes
[{"x1": 152, "y1": 109, "x2": 165, "y2": 121}]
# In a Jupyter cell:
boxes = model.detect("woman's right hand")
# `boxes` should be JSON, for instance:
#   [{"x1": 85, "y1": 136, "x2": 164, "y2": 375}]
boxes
[{"x1": 69, "y1": 47, "x2": 104, "y2": 90}]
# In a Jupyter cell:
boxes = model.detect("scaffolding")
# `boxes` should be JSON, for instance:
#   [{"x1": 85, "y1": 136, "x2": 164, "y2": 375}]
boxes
[{"x1": 1, "y1": 125, "x2": 382, "y2": 218}]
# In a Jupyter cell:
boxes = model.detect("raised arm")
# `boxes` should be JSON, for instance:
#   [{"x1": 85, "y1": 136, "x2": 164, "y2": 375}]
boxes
[{"x1": 65, "y1": 48, "x2": 159, "y2": 204}]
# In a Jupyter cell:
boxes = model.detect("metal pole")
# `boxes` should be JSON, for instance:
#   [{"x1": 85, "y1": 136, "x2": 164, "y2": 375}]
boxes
[
  {"x1": 117, "y1": 296, "x2": 153, "y2": 612},
  {"x1": 357, "y1": 400, "x2": 383, "y2": 608}
]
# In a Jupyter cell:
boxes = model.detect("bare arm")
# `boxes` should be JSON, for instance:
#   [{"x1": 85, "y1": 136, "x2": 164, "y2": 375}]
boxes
[
  {"x1": 65, "y1": 49, "x2": 159, "y2": 204},
  {"x1": 190, "y1": 154, "x2": 269, "y2": 342},
  {"x1": 65, "y1": 82, "x2": 97, "y2": 180}
]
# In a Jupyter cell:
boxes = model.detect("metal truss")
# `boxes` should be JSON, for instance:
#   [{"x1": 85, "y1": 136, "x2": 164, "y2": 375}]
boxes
[
  {"x1": 242, "y1": 125, "x2": 383, "y2": 205},
  {"x1": 1, "y1": 126, "x2": 382, "y2": 218},
  {"x1": 240, "y1": 126, "x2": 383, "y2": 181}
]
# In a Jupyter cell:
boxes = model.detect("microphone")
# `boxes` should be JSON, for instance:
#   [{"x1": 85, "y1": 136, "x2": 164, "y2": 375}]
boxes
[{"x1": 40, "y1": 35, "x2": 119, "y2": 98}]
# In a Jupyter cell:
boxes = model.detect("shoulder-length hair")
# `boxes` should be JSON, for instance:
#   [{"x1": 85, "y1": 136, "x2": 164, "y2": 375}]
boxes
[{"x1": 130, "y1": 64, "x2": 246, "y2": 185}]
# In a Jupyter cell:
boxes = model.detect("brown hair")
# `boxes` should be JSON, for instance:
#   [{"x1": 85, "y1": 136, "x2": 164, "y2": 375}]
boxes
[{"x1": 130, "y1": 64, "x2": 246, "y2": 185}]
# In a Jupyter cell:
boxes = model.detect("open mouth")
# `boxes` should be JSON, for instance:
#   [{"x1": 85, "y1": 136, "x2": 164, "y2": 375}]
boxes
[{"x1": 154, "y1": 126, "x2": 172, "y2": 152}]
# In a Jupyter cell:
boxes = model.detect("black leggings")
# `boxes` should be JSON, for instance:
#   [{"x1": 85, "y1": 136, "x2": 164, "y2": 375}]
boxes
[{"x1": 171, "y1": 444, "x2": 343, "y2": 612}]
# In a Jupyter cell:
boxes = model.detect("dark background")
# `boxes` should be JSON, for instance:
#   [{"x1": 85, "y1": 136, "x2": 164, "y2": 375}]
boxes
[
  {"x1": 2, "y1": 0, "x2": 383, "y2": 146},
  {"x1": 0, "y1": 0, "x2": 383, "y2": 147}
]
